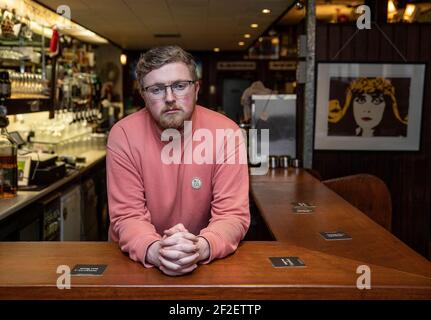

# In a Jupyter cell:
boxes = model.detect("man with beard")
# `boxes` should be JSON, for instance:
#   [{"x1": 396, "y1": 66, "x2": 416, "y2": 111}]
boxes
[{"x1": 107, "y1": 46, "x2": 250, "y2": 276}]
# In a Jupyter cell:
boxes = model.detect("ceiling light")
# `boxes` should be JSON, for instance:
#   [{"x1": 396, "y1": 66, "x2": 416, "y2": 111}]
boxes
[
  {"x1": 244, "y1": 34, "x2": 251, "y2": 38},
  {"x1": 250, "y1": 23, "x2": 258, "y2": 28},
  {"x1": 403, "y1": 4, "x2": 417, "y2": 21},
  {"x1": 213, "y1": 47, "x2": 220, "y2": 52},
  {"x1": 262, "y1": 9, "x2": 271, "y2": 14},
  {"x1": 387, "y1": 0, "x2": 397, "y2": 14},
  {"x1": 120, "y1": 54, "x2": 127, "y2": 65},
  {"x1": 238, "y1": 41, "x2": 245, "y2": 46},
  {"x1": 295, "y1": 0, "x2": 305, "y2": 10}
]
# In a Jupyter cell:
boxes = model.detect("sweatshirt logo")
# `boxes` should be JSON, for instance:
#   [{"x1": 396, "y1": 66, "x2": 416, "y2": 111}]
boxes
[{"x1": 191, "y1": 177, "x2": 202, "y2": 189}]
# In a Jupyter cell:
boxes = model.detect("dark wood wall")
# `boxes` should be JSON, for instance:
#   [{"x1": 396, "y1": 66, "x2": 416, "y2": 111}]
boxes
[{"x1": 313, "y1": 23, "x2": 431, "y2": 258}]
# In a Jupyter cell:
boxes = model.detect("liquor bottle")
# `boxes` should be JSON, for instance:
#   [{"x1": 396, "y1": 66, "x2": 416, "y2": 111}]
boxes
[
  {"x1": 0, "y1": 111, "x2": 18, "y2": 198},
  {"x1": 0, "y1": 71, "x2": 12, "y2": 99}
]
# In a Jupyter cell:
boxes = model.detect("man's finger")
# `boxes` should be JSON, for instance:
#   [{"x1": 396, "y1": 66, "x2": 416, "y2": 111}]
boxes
[
  {"x1": 159, "y1": 248, "x2": 190, "y2": 261},
  {"x1": 160, "y1": 264, "x2": 197, "y2": 276},
  {"x1": 159, "y1": 256, "x2": 182, "y2": 271},
  {"x1": 177, "y1": 253, "x2": 200, "y2": 266},
  {"x1": 160, "y1": 243, "x2": 198, "y2": 253},
  {"x1": 163, "y1": 223, "x2": 188, "y2": 235},
  {"x1": 164, "y1": 227, "x2": 191, "y2": 237},
  {"x1": 160, "y1": 232, "x2": 198, "y2": 246}
]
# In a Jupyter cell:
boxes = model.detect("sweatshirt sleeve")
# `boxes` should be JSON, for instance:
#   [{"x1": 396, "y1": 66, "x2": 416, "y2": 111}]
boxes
[
  {"x1": 107, "y1": 124, "x2": 162, "y2": 268},
  {"x1": 199, "y1": 127, "x2": 250, "y2": 263}
]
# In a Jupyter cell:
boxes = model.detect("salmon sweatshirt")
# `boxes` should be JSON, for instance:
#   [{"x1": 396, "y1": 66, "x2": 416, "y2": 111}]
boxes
[{"x1": 107, "y1": 105, "x2": 250, "y2": 267}]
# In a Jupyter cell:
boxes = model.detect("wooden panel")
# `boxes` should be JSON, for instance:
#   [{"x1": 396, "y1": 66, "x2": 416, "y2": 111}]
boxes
[
  {"x1": 406, "y1": 25, "x2": 419, "y2": 61},
  {"x1": 353, "y1": 26, "x2": 368, "y2": 60},
  {"x1": 339, "y1": 25, "x2": 356, "y2": 61},
  {"x1": 392, "y1": 24, "x2": 407, "y2": 61},
  {"x1": 366, "y1": 28, "x2": 380, "y2": 60},
  {"x1": 315, "y1": 25, "x2": 328, "y2": 60},
  {"x1": 327, "y1": 25, "x2": 341, "y2": 61},
  {"x1": 418, "y1": 24, "x2": 431, "y2": 259},
  {"x1": 379, "y1": 24, "x2": 394, "y2": 60},
  {"x1": 1, "y1": 241, "x2": 431, "y2": 299}
]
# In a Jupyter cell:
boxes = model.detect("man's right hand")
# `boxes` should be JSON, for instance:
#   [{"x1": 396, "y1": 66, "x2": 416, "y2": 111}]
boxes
[
  {"x1": 159, "y1": 231, "x2": 200, "y2": 276},
  {"x1": 145, "y1": 224, "x2": 201, "y2": 276}
]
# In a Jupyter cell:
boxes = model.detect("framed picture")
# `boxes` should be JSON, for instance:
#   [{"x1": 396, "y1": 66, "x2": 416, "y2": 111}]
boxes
[{"x1": 314, "y1": 62, "x2": 426, "y2": 151}]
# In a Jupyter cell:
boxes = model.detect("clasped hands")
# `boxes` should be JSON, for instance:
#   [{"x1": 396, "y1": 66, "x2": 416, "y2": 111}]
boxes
[{"x1": 145, "y1": 223, "x2": 210, "y2": 276}]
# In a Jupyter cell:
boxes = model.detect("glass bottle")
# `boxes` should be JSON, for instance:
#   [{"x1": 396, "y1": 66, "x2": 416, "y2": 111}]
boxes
[
  {"x1": 0, "y1": 71, "x2": 12, "y2": 99},
  {"x1": 0, "y1": 114, "x2": 18, "y2": 198}
]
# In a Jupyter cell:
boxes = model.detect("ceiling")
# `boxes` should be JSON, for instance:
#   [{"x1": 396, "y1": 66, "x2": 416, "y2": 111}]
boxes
[
  {"x1": 280, "y1": 0, "x2": 364, "y2": 25},
  {"x1": 36, "y1": 0, "x2": 294, "y2": 51}
]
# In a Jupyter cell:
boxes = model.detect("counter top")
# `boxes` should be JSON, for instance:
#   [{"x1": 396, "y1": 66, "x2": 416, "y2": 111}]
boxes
[
  {"x1": 0, "y1": 150, "x2": 106, "y2": 221},
  {"x1": 251, "y1": 169, "x2": 431, "y2": 279},
  {"x1": 1, "y1": 168, "x2": 430, "y2": 299}
]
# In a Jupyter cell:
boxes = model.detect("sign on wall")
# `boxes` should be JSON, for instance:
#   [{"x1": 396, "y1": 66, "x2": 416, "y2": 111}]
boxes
[
  {"x1": 217, "y1": 61, "x2": 256, "y2": 70},
  {"x1": 269, "y1": 61, "x2": 297, "y2": 70}
]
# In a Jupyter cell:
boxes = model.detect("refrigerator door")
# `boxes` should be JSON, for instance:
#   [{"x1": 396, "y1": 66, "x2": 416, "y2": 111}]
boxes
[{"x1": 60, "y1": 185, "x2": 82, "y2": 241}]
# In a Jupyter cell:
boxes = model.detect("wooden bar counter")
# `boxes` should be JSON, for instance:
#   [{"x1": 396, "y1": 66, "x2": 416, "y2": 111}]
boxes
[{"x1": 1, "y1": 169, "x2": 430, "y2": 300}]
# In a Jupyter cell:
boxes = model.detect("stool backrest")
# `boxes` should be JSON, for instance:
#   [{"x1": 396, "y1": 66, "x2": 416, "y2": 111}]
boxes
[{"x1": 323, "y1": 174, "x2": 392, "y2": 231}]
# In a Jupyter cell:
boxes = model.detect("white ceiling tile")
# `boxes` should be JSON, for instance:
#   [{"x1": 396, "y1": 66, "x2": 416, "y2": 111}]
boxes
[{"x1": 38, "y1": 0, "x2": 294, "y2": 50}]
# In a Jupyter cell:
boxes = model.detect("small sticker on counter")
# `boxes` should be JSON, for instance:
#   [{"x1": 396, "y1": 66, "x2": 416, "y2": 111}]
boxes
[
  {"x1": 291, "y1": 202, "x2": 316, "y2": 213},
  {"x1": 320, "y1": 231, "x2": 352, "y2": 241},
  {"x1": 269, "y1": 257, "x2": 306, "y2": 268},
  {"x1": 71, "y1": 264, "x2": 107, "y2": 276}
]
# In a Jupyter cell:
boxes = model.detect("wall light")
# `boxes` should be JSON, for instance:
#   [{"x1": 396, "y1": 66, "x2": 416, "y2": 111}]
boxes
[
  {"x1": 120, "y1": 54, "x2": 127, "y2": 65},
  {"x1": 238, "y1": 41, "x2": 245, "y2": 46},
  {"x1": 244, "y1": 34, "x2": 251, "y2": 38},
  {"x1": 213, "y1": 47, "x2": 220, "y2": 52},
  {"x1": 388, "y1": 0, "x2": 397, "y2": 14},
  {"x1": 403, "y1": 4, "x2": 417, "y2": 22},
  {"x1": 262, "y1": 9, "x2": 271, "y2": 14},
  {"x1": 250, "y1": 23, "x2": 258, "y2": 28}
]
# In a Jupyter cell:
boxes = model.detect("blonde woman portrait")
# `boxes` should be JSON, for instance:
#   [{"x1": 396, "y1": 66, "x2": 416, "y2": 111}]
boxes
[{"x1": 327, "y1": 77, "x2": 409, "y2": 137}]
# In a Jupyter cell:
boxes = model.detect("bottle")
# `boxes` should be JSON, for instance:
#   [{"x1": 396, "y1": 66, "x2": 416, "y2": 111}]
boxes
[
  {"x1": 0, "y1": 113, "x2": 18, "y2": 198},
  {"x1": 0, "y1": 71, "x2": 12, "y2": 99}
]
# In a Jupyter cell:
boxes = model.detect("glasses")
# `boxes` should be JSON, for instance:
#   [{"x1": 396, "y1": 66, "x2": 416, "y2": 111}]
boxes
[{"x1": 143, "y1": 80, "x2": 196, "y2": 99}]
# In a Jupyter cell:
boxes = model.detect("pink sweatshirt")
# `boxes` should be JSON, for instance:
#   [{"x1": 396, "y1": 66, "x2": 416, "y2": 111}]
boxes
[{"x1": 107, "y1": 105, "x2": 250, "y2": 267}]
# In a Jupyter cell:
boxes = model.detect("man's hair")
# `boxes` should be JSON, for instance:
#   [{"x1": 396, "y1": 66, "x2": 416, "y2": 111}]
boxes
[{"x1": 136, "y1": 45, "x2": 197, "y2": 91}]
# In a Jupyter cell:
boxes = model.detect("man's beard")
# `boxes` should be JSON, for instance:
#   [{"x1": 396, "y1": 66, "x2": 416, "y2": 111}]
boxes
[{"x1": 157, "y1": 104, "x2": 192, "y2": 129}]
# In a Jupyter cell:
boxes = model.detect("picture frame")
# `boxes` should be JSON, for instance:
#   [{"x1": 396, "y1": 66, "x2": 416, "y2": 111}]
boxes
[{"x1": 314, "y1": 62, "x2": 426, "y2": 151}]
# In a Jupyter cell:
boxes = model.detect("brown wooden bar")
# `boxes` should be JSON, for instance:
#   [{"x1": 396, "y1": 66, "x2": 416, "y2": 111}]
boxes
[
  {"x1": 0, "y1": 169, "x2": 430, "y2": 299},
  {"x1": 251, "y1": 169, "x2": 431, "y2": 279}
]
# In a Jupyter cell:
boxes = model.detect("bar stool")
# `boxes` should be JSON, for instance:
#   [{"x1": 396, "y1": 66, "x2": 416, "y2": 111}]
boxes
[{"x1": 322, "y1": 174, "x2": 392, "y2": 231}]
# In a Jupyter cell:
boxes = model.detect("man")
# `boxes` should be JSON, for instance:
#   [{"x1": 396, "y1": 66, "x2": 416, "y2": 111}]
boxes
[
  {"x1": 240, "y1": 81, "x2": 272, "y2": 123},
  {"x1": 107, "y1": 45, "x2": 250, "y2": 276}
]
